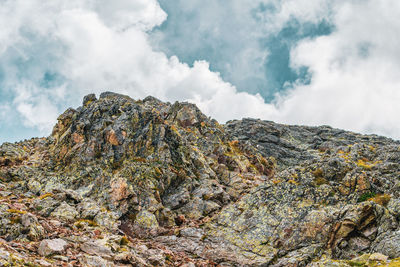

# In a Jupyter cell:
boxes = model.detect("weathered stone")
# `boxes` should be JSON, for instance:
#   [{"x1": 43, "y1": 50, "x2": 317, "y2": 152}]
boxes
[
  {"x1": 38, "y1": 239, "x2": 68, "y2": 256},
  {"x1": 1, "y1": 93, "x2": 400, "y2": 265},
  {"x1": 0, "y1": 248, "x2": 9, "y2": 260},
  {"x1": 33, "y1": 197, "x2": 60, "y2": 217},
  {"x1": 35, "y1": 259, "x2": 52, "y2": 266},
  {"x1": 387, "y1": 198, "x2": 400, "y2": 220},
  {"x1": 374, "y1": 231, "x2": 400, "y2": 258},
  {"x1": 79, "y1": 255, "x2": 114, "y2": 267},
  {"x1": 180, "y1": 227, "x2": 204, "y2": 240},
  {"x1": 78, "y1": 200, "x2": 101, "y2": 219},
  {"x1": 369, "y1": 252, "x2": 388, "y2": 261},
  {"x1": 83, "y1": 94, "x2": 97, "y2": 106},
  {"x1": 80, "y1": 240, "x2": 113, "y2": 258},
  {"x1": 94, "y1": 211, "x2": 120, "y2": 231},
  {"x1": 21, "y1": 213, "x2": 46, "y2": 241},
  {"x1": 50, "y1": 202, "x2": 78, "y2": 221},
  {"x1": 135, "y1": 210, "x2": 159, "y2": 229}
]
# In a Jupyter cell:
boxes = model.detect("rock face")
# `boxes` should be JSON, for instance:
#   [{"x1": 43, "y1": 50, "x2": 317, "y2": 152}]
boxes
[{"x1": 0, "y1": 92, "x2": 399, "y2": 266}]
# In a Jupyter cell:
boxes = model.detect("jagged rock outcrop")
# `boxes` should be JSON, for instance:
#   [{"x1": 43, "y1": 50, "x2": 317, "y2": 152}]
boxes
[{"x1": 0, "y1": 92, "x2": 399, "y2": 266}]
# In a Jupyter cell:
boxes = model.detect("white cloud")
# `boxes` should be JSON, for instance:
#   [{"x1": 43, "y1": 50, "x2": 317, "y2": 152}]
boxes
[
  {"x1": 273, "y1": 0, "x2": 400, "y2": 138},
  {"x1": 0, "y1": 0, "x2": 399, "y2": 140},
  {"x1": 0, "y1": 0, "x2": 275, "y2": 135}
]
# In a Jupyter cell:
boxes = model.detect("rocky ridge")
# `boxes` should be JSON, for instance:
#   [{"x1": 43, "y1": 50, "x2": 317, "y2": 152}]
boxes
[{"x1": 0, "y1": 92, "x2": 399, "y2": 266}]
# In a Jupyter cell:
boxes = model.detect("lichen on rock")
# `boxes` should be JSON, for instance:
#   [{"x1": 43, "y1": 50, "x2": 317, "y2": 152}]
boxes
[{"x1": 0, "y1": 92, "x2": 399, "y2": 266}]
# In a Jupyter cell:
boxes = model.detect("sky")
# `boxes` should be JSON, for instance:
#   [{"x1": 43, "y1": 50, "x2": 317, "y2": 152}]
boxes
[{"x1": 1, "y1": 0, "x2": 400, "y2": 143}]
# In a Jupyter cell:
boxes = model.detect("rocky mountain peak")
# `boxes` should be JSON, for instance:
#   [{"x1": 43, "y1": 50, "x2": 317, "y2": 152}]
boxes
[{"x1": 0, "y1": 92, "x2": 399, "y2": 266}]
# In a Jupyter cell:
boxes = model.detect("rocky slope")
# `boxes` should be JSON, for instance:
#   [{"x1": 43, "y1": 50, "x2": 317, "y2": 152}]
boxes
[{"x1": 0, "y1": 92, "x2": 399, "y2": 266}]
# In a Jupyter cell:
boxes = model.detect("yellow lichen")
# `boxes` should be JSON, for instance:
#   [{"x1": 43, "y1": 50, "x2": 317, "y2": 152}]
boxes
[
  {"x1": 356, "y1": 159, "x2": 373, "y2": 170},
  {"x1": 170, "y1": 125, "x2": 181, "y2": 137},
  {"x1": 7, "y1": 209, "x2": 27, "y2": 215},
  {"x1": 369, "y1": 194, "x2": 391, "y2": 206},
  {"x1": 132, "y1": 157, "x2": 147, "y2": 163},
  {"x1": 38, "y1": 193, "x2": 53, "y2": 200},
  {"x1": 74, "y1": 219, "x2": 98, "y2": 227}
]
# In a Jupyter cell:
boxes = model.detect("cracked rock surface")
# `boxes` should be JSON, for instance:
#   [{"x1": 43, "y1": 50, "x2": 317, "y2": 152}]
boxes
[{"x1": 0, "y1": 92, "x2": 399, "y2": 266}]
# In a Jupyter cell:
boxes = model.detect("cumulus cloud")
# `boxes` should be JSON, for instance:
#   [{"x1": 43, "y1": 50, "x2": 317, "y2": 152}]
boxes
[
  {"x1": 0, "y1": 0, "x2": 272, "y2": 137},
  {"x1": 274, "y1": 0, "x2": 400, "y2": 138},
  {"x1": 0, "y1": 0, "x2": 399, "y2": 142}
]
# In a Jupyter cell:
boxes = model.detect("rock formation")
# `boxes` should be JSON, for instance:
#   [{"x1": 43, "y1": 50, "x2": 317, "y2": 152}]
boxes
[{"x1": 0, "y1": 92, "x2": 399, "y2": 266}]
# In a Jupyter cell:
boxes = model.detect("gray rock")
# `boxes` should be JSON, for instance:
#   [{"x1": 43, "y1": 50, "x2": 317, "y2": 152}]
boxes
[
  {"x1": 0, "y1": 248, "x2": 9, "y2": 260},
  {"x1": 21, "y1": 213, "x2": 46, "y2": 241},
  {"x1": 94, "y1": 211, "x2": 120, "y2": 231},
  {"x1": 78, "y1": 200, "x2": 101, "y2": 219},
  {"x1": 2, "y1": 93, "x2": 400, "y2": 265},
  {"x1": 38, "y1": 239, "x2": 68, "y2": 256},
  {"x1": 374, "y1": 231, "x2": 400, "y2": 258},
  {"x1": 180, "y1": 227, "x2": 204, "y2": 240},
  {"x1": 80, "y1": 240, "x2": 113, "y2": 258},
  {"x1": 79, "y1": 255, "x2": 113, "y2": 267},
  {"x1": 135, "y1": 210, "x2": 159, "y2": 229},
  {"x1": 387, "y1": 198, "x2": 400, "y2": 220},
  {"x1": 83, "y1": 94, "x2": 97, "y2": 106},
  {"x1": 50, "y1": 202, "x2": 78, "y2": 221},
  {"x1": 33, "y1": 197, "x2": 60, "y2": 217}
]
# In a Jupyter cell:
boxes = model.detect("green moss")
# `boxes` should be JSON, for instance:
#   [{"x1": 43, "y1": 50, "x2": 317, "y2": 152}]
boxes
[{"x1": 357, "y1": 192, "x2": 376, "y2": 203}]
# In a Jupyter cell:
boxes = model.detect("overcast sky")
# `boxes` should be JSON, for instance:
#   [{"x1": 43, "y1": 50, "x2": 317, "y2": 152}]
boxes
[{"x1": 1, "y1": 0, "x2": 400, "y2": 143}]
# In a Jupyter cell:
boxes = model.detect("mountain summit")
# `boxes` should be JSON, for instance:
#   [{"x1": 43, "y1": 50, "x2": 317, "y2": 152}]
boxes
[{"x1": 1, "y1": 92, "x2": 399, "y2": 266}]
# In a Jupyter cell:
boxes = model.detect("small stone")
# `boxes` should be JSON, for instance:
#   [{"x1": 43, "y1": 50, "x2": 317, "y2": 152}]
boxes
[
  {"x1": 94, "y1": 211, "x2": 120, "y2": 231},
  {"x1": 135, "y1": 210, "x2": 159, "y2": 229},
  {"x1": 147, "y1": 249, "x2": 165, "y2": 266},
  {"x1": 52, "y1": 255, "x2": 69, "y2": 262},
  {"x1": 114, "y1": 251, "x2": 133, "y2": 262},
  {"x1": 21, "y1": 213, "x2": 46, "y2": 241},
  {"x1": 80, "y1": 240, "x2": 113, "y2": 258},
  {"x1": 0, "y1": 191, "x2": 12, "y2": 197},
  {"x1": 110, "y1": 178, "x2": 130, "y2": 202},
  {"x1": 79, "y1": 255, "x2": 113, "y2": 267},
  {"x1": 49, "y1": 220, "x2": 62, "y2": 227},
  {"x1": 78, "y1": 200, "x2": 101, "y2": 219},
  {"x1": 38, "y1": 239, "x2": 68, "y2": 256},
  {"x1": 369, "y1": 253, "x2": 388, "y2": 261},
  {"x1": 180, "y1": 227, "x2": 204, "y2": 240},
  {"x1": 35, "y1": 259, "x2": 52, "y2": 266},
  {"x1": 50, "y1": 202, "x2": 78, "y2": 221},
  {"x1": 0, "y1": 248, "x2": 9, "y2": 260}
]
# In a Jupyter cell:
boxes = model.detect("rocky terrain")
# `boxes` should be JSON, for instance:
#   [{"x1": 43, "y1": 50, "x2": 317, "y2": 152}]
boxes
[{"x1": 0, "y1": 92, "x2": 399, "y2": 266}]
